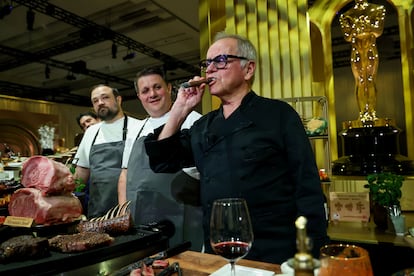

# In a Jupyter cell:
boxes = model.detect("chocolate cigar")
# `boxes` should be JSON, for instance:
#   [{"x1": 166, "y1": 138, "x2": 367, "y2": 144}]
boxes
[{"x1": 180, "y1": 78, "x2": 214, "y2": 88}]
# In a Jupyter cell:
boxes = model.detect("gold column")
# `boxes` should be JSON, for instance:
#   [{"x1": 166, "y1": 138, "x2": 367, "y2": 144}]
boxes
[
  {"x1": 394, "y1": 0, "x2": 414, "y2": 159},
  {"x1": 308, "y1": 1, "x2": 345, "y2": 161}
]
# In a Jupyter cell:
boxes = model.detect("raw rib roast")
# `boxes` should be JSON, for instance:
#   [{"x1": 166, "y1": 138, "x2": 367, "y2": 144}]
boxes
[
  {"x1": 21, "y1": 155, "x2": 75, "y2": 195},
  {"x1": 8, "y1": 188, "x2": 82, "y2": 225},
  {"x1": 8, "y1": 155, "x2": 82, "y2": 225}
]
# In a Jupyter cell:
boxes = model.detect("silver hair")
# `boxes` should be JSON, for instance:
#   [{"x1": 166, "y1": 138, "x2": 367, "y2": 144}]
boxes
[
  {"x1": 213, "y1": 32, "x2": 256, "y2": 84},
  {"x1": 213, "y1": 31, "x2": 257, "y2": 68}
]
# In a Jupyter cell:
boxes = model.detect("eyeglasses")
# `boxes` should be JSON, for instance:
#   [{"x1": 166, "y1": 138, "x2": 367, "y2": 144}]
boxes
[{"x1": 199, "y1": 54, "x2": 248, "y2": 72}]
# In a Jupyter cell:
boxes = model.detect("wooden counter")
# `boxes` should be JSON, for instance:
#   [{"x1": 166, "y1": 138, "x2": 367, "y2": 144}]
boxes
[
  {"x1": 164, "y1": 212, "x2": 413, "y2": 275},
  {"x1": 327, "y1": 211, "x2": 414, "y2": 247},
  {"x1": 168, "y1": 250, "x2": 281, "y2": 275},
  {"x1": 327, "y1": 212, "x2": 414, "y2": 276}
]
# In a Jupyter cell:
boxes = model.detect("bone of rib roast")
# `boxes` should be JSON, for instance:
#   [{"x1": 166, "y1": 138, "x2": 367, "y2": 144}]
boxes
[{"x1": 77, "y1": 201, "x2": 133, "y2": 235}]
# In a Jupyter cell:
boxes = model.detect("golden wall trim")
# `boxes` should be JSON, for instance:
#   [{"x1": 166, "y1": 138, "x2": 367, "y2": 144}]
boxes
[{"x1": 0, "y1": 94, "x2": 91, "y2": 150}]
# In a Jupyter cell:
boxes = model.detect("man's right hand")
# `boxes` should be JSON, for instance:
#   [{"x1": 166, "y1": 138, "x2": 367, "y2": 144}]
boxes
[{"x1": 158, "y1": 77, "x2": 207, "y2": 140}]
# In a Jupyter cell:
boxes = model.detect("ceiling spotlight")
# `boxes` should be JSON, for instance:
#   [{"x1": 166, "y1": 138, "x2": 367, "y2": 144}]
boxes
[
  {"x1": 26, "y1": 8, "x2": 35, "y2": 31},
  {"x1": 45, "y1": 65, "x2": 50, "y2": 79},
  {"x1": 112, "y1": 42, "x2": 117, "y2": 59},
  {"x1": 122, "y1": 49, "x2": 136, "y2": 61}
]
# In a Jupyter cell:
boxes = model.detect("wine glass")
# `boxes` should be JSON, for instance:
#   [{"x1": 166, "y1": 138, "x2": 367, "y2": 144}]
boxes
[{"x1": 210, "y1": 198, "x2": 254, "y2": 276}]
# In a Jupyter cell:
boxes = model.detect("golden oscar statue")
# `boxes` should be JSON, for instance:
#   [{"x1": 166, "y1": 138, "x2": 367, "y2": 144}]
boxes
[
  {"x1": 339, "y1": 0, "x2": 385, "y2": 125},
  {"x1": 332, "y1": 0, "x2": 414, "y2": 175}
]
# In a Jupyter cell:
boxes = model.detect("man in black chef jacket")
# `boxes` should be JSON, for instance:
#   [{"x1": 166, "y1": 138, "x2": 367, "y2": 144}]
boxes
[{"x1": 144, "y1": 32, "x2": 330, "y2": 264}]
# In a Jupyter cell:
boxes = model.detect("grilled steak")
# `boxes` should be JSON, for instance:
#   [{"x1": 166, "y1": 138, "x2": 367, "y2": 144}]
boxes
[
  {"x1": 21, "y1": 155, "x2": 75, "y2": 195},
  {"x1": 8, "y1": 187, "x2": 82, "y2": 225},
  {"x1": 48, "y1": 232, "x2": 114, "y2": 253},
  {"x1": 0, "y1": 235, "x2": 49, "y2": 263}
]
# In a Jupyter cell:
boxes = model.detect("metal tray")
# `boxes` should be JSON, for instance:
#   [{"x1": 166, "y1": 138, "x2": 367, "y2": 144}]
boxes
[{"x1": 0, "y1": 227, "x2": 169, "y2": 275}]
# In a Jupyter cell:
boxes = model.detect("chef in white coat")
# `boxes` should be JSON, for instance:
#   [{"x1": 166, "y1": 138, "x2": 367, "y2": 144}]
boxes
[
  {"x1": 118, "y1": 67, "x2": 203, "y2": 250},
  {"x1": 74, "y1": 84, "x2": 143, "y2": 217}
]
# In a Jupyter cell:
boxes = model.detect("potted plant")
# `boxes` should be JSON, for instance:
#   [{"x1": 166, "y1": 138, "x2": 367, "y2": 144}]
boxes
[{"x1": 364, "y1": 172, "x2": 405, "y2": 233}]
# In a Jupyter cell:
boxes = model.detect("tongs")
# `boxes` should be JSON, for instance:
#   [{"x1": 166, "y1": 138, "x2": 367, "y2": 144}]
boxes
[
  {"x1": 157, "y1": 262, "x2": 182, "y2": 276},
  {"x1": 109, "y1": 241, "x2": 190, "y2": 276}
]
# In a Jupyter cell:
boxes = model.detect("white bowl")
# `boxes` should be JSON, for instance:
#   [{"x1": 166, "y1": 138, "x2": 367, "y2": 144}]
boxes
[{"x1": 280, "y1": 259, "x2": 320, "y2": 276}]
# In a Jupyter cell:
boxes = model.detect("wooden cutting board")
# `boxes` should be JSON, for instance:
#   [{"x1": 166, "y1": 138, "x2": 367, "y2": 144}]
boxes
[{"x1": 167, "y1": 250, "x2": 281, "y2": 275}]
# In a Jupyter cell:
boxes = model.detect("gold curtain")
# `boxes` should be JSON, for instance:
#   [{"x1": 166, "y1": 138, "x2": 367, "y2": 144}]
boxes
[{"x1": 200, "y1": 0, "x2": 313, "y2": 111}]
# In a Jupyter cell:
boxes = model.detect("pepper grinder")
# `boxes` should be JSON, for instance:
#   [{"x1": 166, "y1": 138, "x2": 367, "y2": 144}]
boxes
[{"x1": 293, "y1": 216, "x2": 314, "y2": 276}]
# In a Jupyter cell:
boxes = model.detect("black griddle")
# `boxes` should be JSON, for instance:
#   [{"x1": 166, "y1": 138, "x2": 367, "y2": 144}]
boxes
[{"x1": 0, "y1": 226, "x2": 169, "y2": 275}]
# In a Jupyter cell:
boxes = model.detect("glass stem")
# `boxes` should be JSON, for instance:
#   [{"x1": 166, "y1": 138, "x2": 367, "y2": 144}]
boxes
[{"x1": 230, "y1": 260, "x2": 236, "y2": 276}]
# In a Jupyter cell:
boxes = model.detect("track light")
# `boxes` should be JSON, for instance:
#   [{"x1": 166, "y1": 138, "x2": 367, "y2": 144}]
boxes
[
  {"x1": 45, "y1": 65, "x2": 50, "y2": 79},
  {"x1": 0, "y1": 3, "x2": 12, "y2": 19},
  {"x1": 112, "y1": 42, "x2": 117, "y2": 59},
  {"x1": 122, "y1": 48, "x2": 135, "y2": 61},
  {"x1": 66, "y1": 71, "x2": 76, "y2": 81},
  {"x1": 26, "y1": 8, "x2": 35, "y2": 31}
]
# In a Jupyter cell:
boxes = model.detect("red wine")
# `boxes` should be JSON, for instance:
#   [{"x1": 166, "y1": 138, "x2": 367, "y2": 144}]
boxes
[{"x1": 212, "y1": 241, "x2": 250, "y2": 260}]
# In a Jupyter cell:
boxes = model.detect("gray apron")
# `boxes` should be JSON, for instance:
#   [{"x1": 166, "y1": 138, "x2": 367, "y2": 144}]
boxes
[
  {"x1": 88, "y1": 116, "x2": 128, "y2": 218},
  {"x1": 126, "y1": 136, "x2": 203, "y2": 250}
]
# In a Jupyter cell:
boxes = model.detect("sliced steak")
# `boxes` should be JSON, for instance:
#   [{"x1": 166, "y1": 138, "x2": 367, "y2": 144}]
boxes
[
  {"x1": 21, "y1": 155, "x2": 75, "y2": 195},
  {"x1": 48, "y1": 232, "x2": 114, "y2": 252},
  {"x1": 8, "y1": 188, "x2": 82, "y2": 225},
  {"x1": 0, "y1": 235, "x2": 49, "y2": 263},
  {"x1": 130, "y1": 263, "x2": 155, "y2": 276}
]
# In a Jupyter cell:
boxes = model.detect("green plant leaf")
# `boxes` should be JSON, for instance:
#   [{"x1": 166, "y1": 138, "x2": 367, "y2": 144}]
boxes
[
  {"x1": 364, "y1": 172, "x2": 404, "y2": 207},
  {"x1": 70, "y1": 165, "x2": 86, "y2": 192}
]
